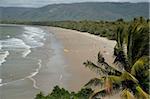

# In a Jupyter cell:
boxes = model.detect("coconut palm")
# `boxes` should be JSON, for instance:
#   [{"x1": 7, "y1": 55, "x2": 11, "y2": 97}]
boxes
[{"x1": 83, "y1": 21, "x2": 149, "y2": 99}]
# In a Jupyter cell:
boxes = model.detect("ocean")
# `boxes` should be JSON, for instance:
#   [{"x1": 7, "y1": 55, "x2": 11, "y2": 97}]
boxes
[{"x1": 0, "y1": 25, "x2": 48, "y2": 99}]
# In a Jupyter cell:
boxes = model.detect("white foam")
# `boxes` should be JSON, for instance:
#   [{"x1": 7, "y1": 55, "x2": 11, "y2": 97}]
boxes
[
  {"x1": 0, "y1": 79, "x2": 3, "y2": 87},
  {"x1": 26, "y1": 59, "x2": 42, "y2": 89},
  {"x1": 0, "y1": 51, "x2": 9, "y2": 66},
  {"x1": 1, "y1": 38, "x2": 30, "y2": 49},
  {"x1": 22, "y1": 49, "x2": 31, "y2": 58},
  {"x1": 23, "y1": 26, "x2": 46, "y2": 48},
  {"x1": 0, "y1": 26, "x2": 46, "y2": 58},
  {"x1": 0, "y1": 77, "x2": 25, "y2": 87},
  {"x1": 27, "y1": 59, "x2": 42, "y2": 78},
  {"x1": 0, "y1": 38, "x2": 31, "y2": 58},
  {"x1": 7, "y1": 35, "x2": 10, "y2": 38}
]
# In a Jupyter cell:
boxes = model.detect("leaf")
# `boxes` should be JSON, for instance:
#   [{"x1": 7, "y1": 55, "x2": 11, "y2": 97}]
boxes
[
  {"x1": 121, "y1": 71, "x2": 138, "y2": 84},
  {"x1": 127, "y1": 23, "x2": 149, "y2": 66},
  {"x1": 84, "y1": 77, "x2": 104, "y2": 88},
  {"x1": 87, "y1": 76, "x2": 122, "y2": 99},
  {"x1": 131, "y1": 56, "x2": 149, "y2": 76},
  {"x1": 121, "y1": 89, "x2": 135, "y2": 99},
  {"x1": 135, "y1": 86, "x2": 150, "y2": 99},
  {"x1": 91, "y1": 86, "x2": 121, "y2": 99},
  {"x1": 108, "y1": 75, "x2": 122, "y2": 85},
  {"x1": 97, "y1": 51, "x2": 110, "y2": 69},
  {"x1": 90, "y1": 88, "x2": 108, "y2": 99},
  {"x1": 83, "y1": 60, "x2": 107, "y2": 75},
  {"x1": 83, "y1": 60, "x2": 122, "y2": 76},
  {"x1": 115, "y1": 25, "x2": 124, "y2": 49}
]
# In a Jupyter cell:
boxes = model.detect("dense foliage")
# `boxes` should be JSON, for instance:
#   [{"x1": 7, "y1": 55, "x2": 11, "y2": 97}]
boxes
[
  {"x1": 83, "y1": 18, "x2": 149, "y2": 98},
  {"x1": 35, "y1": 86, "x2": 93, "y2": 99},
  {"x1": 42, "y1": 20, "x2": 126, "y2": 40},
  {"x1": 1, "y1": 17, "x2": 149, "y2": 40}
]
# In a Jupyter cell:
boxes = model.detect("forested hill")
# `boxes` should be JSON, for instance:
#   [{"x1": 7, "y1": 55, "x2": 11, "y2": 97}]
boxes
[{"x1": 0, "y1": 2, "x2": 149, "y2": 21}]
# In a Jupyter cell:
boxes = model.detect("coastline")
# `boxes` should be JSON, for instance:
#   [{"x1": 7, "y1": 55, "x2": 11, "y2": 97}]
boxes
[
  {"x1": 43, "y1": 26, "x2": 116, "y2": 91},
  {"x1": 0, "y1": 24, "x2": 117, "y2": 98},
  {"x1": 43, "y1": 26, "x2": 121, "y2": 99}
]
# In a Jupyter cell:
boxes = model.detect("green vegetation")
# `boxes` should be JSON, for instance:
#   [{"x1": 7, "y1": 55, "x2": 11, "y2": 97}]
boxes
[
  {"x1": 83, "y1": 18, "x2": 149, "y2": 98},
  {"x1": 40, "y1": 20, "x2": 126, "y2": 40},
  {"x1": 35, "y1": 86, "x2": 93, "y2": 99},
  {"x1": 1, "y1": 17, "x2": 149, "y2": 40}
]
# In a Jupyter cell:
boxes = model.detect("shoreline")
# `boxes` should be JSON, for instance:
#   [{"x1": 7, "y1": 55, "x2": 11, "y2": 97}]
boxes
[
  {"x1": 43, "y1": 26, "x2": 116, "y2": 91},
  {"x1": 0, "y1": 25, "x2": 118, "y2": 99}
]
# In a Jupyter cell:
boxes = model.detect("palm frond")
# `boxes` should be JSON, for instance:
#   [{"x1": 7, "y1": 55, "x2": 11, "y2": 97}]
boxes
[
  {"x1": 91, "y1": 86, "x2": 121, "y2": 99},
  {"x1": 121, "y1": 71, "x2": 138, "y2": 84},
  {"x1": 131, "y1": 56, "x2": 149, "y2": 76},
  {"x1": 84, "y1": 77, "x2": 104, "y2": 88},
  {"x1": 113, "y1": 50, "x2": 129, "y2": 71},
  {"x1": 87, "y1": 76, "x2": 122, "y2": 99},
  {"x1": 83, "y1": 60, "x2": 107, "y2": 75},
  {"x1": 90, "y1": 88, "x2": 107, "y2": 99},
  {"x1": 97, "y1": 51, "x2": 110, "y2": 69},
  {"x1": 114, "y1": 25, "x2": 125, "y2": 61},
  {"x1": 108, "y1": 75, "x2": 122, "y2": 85},
  {"x1": 121, "y1": 89, "x2": 135, "y2": 99},
  {"x1": 115, "y1": 25, "x2": 124, "y2": 50},
  {"x1": 106, "y1": 65, "x2": 122, "y2": 76},
  {"x1": 113, "y1": 26, "x2": 129, "y2": 71},
  {"x1": 97, "y1": 52, "x2": 122, "y2": 76},
  {"x1": 90, "y1": 89, "x2": 108, "y2": 99},
  {"x1": 127, "y1": 23, "x2": 149, "y2": 67},
  {"x1": 135, "y1": 86, "x2": 150, "y2": 99},
  {"x1": 83, "y1": 60, "x2": 122, "y2": 76},
  {"x1": 84, "y1": 77, "x2": 104, "y2": 87}
]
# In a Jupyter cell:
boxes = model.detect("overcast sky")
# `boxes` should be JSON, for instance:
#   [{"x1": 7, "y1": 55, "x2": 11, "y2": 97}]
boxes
[{"x1": 0, "y1": 0, "x2": 149, "y2": 7}]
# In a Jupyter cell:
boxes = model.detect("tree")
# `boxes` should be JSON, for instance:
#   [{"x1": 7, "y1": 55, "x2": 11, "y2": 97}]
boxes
[
  {"x1": 35, "y1": 86, "x2": 93, "y2": 99},
  {"x1": 83, "y1": 21, "x2": 149, "y2": 99}
]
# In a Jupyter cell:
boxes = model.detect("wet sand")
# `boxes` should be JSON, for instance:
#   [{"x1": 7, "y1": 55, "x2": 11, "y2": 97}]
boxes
[{"x1": 0, "y1": 26, "x2": 118, "y2": 99}]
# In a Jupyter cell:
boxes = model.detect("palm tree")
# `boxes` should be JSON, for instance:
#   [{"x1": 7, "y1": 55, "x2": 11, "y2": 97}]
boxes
[{"x1": 83, "y1": 21, "x2": 149, "y2": 99}]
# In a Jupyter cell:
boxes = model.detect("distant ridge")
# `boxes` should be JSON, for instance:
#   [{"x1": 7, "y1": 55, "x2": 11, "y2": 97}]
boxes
[{"x1": 0, "y1": 2, "x2": 149, "y2": 21}]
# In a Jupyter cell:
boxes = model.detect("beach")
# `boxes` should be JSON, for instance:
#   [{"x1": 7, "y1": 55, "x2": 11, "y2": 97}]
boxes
[
  {"x1": 0, "y1": 25, "x2": 117, "y2": 99},
  {"x1": 39, "y1": 26, "x2": 116, "y2": 91},
  {"x1": 43, "y1": 27, "x2": 120, "y2": 99}
]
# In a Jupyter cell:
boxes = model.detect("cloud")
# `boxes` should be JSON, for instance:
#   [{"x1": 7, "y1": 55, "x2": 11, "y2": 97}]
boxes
[{"x1": 0, "y1": 0, "x2": 148, "y2": 7}]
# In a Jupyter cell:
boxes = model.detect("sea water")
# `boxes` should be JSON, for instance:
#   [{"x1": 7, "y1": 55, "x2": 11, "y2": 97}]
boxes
[{"x1": 0, "y1": 25, "x2": 47, "y2": 99}]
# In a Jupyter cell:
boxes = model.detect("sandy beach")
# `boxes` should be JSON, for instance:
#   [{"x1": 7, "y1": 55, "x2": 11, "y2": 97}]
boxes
[
  {"x1": 43, "y1": 26, "x2": 116, "y2": 91},
  {"x1": 0, "y1": 25, "x2": 119, "y2": 99},
  {"x1": 43, "y1": 27, "x2": 121, "y2": 99}
]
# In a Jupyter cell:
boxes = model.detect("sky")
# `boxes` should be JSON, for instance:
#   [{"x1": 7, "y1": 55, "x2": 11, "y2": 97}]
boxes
[{"x1": 0, "y1": 0, "x2": 149, "y2": 7}]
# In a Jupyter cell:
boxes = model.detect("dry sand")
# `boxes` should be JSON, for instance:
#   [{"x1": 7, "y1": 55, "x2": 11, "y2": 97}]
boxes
[
  {"x1": 38, "y1": 26, "x2": 120, "y2": 98},
  {"x1": 45, "y1": 27, "x2": 116, "y2": 90}
]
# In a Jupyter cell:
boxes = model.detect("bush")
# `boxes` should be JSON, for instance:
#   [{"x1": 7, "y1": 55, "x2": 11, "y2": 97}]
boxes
[{"x1": 35, "y1": 86, "x2": 93, "y2": 99}]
